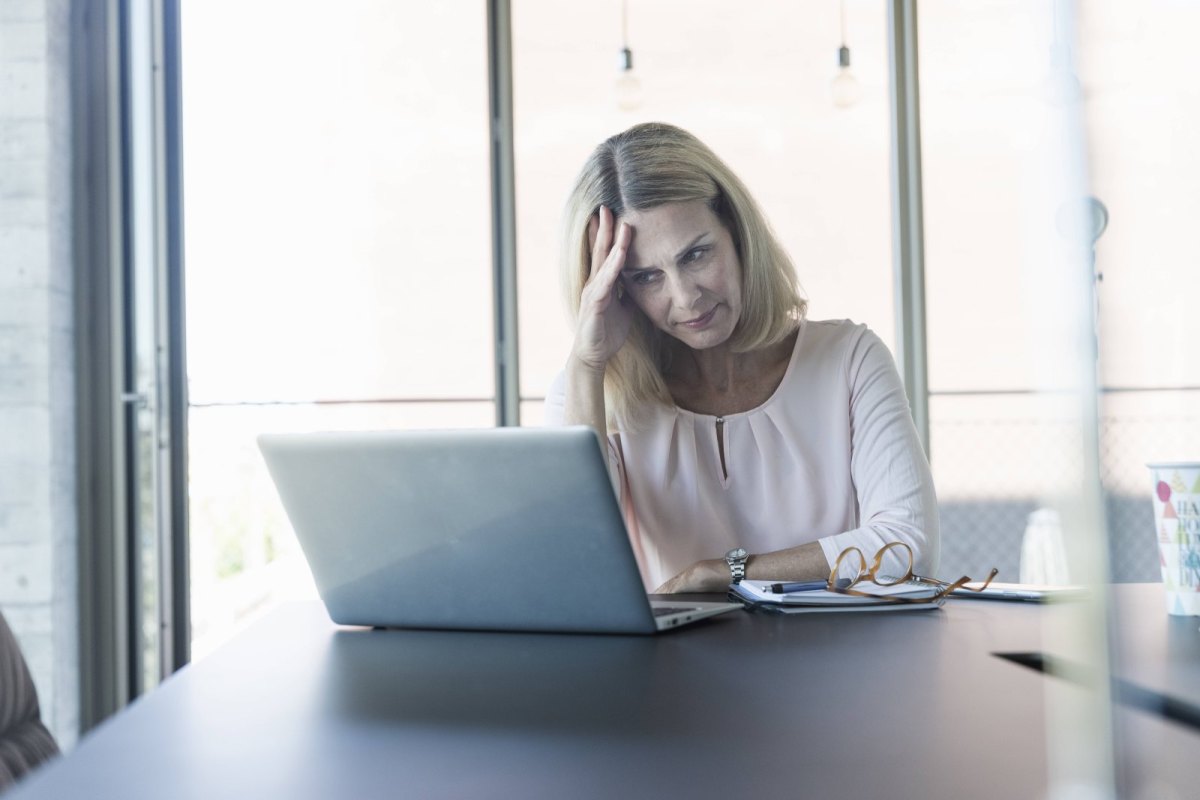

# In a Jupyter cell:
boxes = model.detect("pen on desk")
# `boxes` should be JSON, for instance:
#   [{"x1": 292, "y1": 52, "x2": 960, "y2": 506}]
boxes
[{"x1": 767, "y1": 579, "x2": 850, "y2": 594}]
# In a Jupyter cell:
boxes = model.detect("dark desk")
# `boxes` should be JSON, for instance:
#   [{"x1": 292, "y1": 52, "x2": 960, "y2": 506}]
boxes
[
  {"x1": 10, "y1": 585, "x2": 1199, "y2": 799},
  {"x1": 1107, "y1": 584, "x2": 1200, "y2": 709}
]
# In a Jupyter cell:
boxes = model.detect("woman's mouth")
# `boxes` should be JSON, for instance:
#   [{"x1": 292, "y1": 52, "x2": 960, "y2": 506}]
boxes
[{"x1": 679, "y1": 306, "x2": 719, "y2": 330}]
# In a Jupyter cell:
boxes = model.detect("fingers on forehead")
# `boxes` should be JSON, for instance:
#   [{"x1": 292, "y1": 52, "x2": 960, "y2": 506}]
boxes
[
  {"x1": 591, "y1": 206, "x2": 610, "y2": 237},
  {"x1": 587, "y1": 215, "x2": 599, "y2": 249}
]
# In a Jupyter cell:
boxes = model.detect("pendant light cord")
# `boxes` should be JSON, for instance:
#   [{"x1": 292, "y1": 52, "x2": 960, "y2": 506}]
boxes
[{"x1": 838, "y1": 0, "x2": 851, "y2": 68}]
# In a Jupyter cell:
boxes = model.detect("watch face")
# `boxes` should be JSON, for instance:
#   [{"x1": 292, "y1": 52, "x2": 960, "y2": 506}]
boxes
[{"x1": 726, "y1": 547, "x2": 748, "y2": 563}]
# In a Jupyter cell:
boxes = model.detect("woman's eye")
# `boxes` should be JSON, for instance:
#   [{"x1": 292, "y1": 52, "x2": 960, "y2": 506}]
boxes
[
  {"x1": 683, "y1": 247, "x2": 709, "y2": 264},
  {"x1": 631, "y1": 271, "x2": 657, "y2": 285}
]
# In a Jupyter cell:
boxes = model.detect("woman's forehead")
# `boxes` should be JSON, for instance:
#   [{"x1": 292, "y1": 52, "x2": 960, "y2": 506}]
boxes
[
  {"x1": 620, "y1": 201, "x2": 725, "y2": 268},
  {"x1": 619, "y1": 200, "x2": 717, "y2": 238}
]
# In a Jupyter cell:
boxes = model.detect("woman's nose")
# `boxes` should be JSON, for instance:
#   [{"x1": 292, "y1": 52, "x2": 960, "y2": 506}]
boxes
[{"x1": 667, "y1": 273, "x2": 701, "y2": 308}]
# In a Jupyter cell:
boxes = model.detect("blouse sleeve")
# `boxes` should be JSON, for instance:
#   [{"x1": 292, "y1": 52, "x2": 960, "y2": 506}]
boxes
[
  {"x1": 816, "y1": 328, "x2": 941, "y2": 580},
  {"x1": 543, "y1": 369, "x2": 567, "y2": 426},
  {"x1": 543, "y1": 370, "x2": 626, "y2": 500}
]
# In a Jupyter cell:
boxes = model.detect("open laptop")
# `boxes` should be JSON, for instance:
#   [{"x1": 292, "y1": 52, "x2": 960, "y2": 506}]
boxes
[{"x1": 257, "y1": 426, "x2": 739, "y2": 634}]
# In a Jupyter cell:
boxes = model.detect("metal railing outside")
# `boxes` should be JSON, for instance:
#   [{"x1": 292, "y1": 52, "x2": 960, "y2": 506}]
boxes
[{"x1": 932, "y1": 386, "x2": 1198, "y2": 583}]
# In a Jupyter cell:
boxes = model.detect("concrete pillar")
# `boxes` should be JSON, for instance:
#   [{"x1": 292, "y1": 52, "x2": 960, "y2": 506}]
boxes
[{"x1": 0, "y1": 0, "x2": 79, "y2": 750}]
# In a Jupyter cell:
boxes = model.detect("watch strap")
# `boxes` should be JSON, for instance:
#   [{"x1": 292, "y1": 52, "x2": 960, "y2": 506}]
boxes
[{"x1": 725, "y1": 548, "x2": 749, "y2": 584}]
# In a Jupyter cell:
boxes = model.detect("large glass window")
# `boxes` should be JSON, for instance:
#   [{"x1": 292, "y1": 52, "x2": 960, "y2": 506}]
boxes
[
  {"x1": 920, "y1": 0, "x2": 1199, "y2": 582},
  {"x1": 512, "y1": 0, "x2": 896, "y2": 410},
  {"x1": 1081, "y1": 1, "x2": 1200, "y2": 581},
  {"x1": 920, "y1": 1, "x2": 1094, "y2": 581},
  {"x1": 181, "y1": 0, "x2": 492, "y2": 657},
  {"x1": 176, "y1": 0, "x2": 1198, "y2": 663}
]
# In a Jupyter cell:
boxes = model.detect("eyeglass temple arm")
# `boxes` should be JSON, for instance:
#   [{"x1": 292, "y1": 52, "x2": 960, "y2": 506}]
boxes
[{"x1": 940, "y1": 568, "x2": 1000, "y2": 594}]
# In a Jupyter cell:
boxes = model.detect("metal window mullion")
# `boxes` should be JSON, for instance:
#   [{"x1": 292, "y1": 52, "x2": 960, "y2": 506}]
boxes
[
  {"x1": 887, "y1": 0, "x2": 930, "y2": 458},
  {"x1": 138, "y1": 0, "x2": 179, "y2": 680},
  {"x1": 160, "y1": 0, "x2": 191, "y2": 676},
  {"x1": 115, "y1": 0, "x2": 145, "y2": 700},
  {"x1": 487, "y1": 0, "x2": 520, "y2": 427},
  {"x1": 74, "y1": 0, "x2": 134, "y2": 731},
  {"x1": 146, "y1": 0, "x2": 186, "y2": 679},
  {"x1": 109, "y1": 0, "x2": 136, "y2": 717}
]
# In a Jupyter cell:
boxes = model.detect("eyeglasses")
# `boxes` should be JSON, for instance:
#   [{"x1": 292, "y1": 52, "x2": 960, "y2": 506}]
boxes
[{"x1": 828, "y1": 541, "x2": 999, "y2": 604}]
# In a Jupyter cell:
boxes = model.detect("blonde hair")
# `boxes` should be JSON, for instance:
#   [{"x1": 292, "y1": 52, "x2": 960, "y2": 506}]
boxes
[{"x1": 560, "y1": 122, "x2": 806, "y2": 430}]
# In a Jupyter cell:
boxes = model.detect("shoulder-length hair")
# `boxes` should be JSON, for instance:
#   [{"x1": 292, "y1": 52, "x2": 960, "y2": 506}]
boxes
[{"x1": 560, "y1": 122, "x2": 806, "y2": 431}]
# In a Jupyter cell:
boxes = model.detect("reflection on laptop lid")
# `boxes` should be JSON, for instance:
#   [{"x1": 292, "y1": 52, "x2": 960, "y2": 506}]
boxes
[{"x1": 257, "y1": 426, "x2": 738, "y2": 634}]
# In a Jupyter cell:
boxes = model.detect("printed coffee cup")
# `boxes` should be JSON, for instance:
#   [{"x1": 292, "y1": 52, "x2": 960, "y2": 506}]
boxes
[{"x1": 1147, "y1": 461, "x2": 1200, "y2": 616}]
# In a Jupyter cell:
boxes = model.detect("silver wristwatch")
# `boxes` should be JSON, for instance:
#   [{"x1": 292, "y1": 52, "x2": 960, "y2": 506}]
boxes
[{"x1": 724, "y1": 547, "x2": 749, "y2": 584}]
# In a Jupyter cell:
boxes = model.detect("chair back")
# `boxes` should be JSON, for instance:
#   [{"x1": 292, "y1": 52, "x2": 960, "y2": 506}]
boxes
[{"x1": 0, "y1": 609, "x2": 59, "y2": 791}]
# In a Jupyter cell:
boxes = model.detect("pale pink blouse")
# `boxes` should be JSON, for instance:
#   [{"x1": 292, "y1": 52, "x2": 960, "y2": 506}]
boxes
[{"x1": 545, "y1": 319, "x2": 940, "y2": 591}]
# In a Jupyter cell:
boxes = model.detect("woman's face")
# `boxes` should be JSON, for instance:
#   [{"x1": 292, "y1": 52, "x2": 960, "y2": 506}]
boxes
[{"x1": 617, "y1": 200, "x2": 742, "y2": 351}]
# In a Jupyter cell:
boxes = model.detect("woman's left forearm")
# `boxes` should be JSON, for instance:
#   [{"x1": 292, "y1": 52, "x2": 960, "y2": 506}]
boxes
[
  {"x1": 655, "y1": 541, "x2": 830, "y2": 593},
  {"x1": 744, "y1": 541, "x2": 829, "y2": 582}
]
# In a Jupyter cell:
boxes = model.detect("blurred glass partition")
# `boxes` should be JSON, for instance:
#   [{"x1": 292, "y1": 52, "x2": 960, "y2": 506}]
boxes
[
  {"x1": 180, "y1": 0, "x2": 492, "y2": 658},
  {"x1": 511, "y1": 0, "x2": 896, "y2": 409},
  {"x1": 1077, "y1": 5, "x2": 1200, "y2": 795},
  {"x1": 921, "y1": 1, "x2": 1118, "y2": 795}
]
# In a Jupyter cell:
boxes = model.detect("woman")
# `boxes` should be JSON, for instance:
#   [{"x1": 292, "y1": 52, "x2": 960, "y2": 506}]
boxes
[{"x1": 545, "y1": 122, "x2": 938, "y2": 594}]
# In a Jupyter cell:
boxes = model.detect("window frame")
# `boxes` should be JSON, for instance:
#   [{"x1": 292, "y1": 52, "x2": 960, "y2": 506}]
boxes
[{"x1": 75, "y1": 0, "x2": 931, "y2": 730}]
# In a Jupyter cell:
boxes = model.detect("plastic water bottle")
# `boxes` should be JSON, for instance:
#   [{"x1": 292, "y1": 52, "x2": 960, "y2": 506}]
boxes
[{"x1": 1020, "y1": 508, "x2": 1069, "y2": 584}]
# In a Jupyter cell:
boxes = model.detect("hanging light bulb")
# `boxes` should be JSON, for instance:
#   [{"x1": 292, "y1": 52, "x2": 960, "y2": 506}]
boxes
[
  {"x1": 616, "y1": 46, "x2": 643, "y2": 111},
  {"x1": 830, "y1": 0, "x2": 861, "y2": 108},
  {"x1": 615, "y1": 0, "x2": 642, "y2": 111},
  {"x1": 831, "y1": 46, "x2": 861, "y2": 108}
]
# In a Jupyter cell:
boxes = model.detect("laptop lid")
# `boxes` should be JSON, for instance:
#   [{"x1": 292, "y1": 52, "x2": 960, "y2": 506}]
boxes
[{"x1": 258, "y1": 426, "x2": 664, "y2": 634}]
